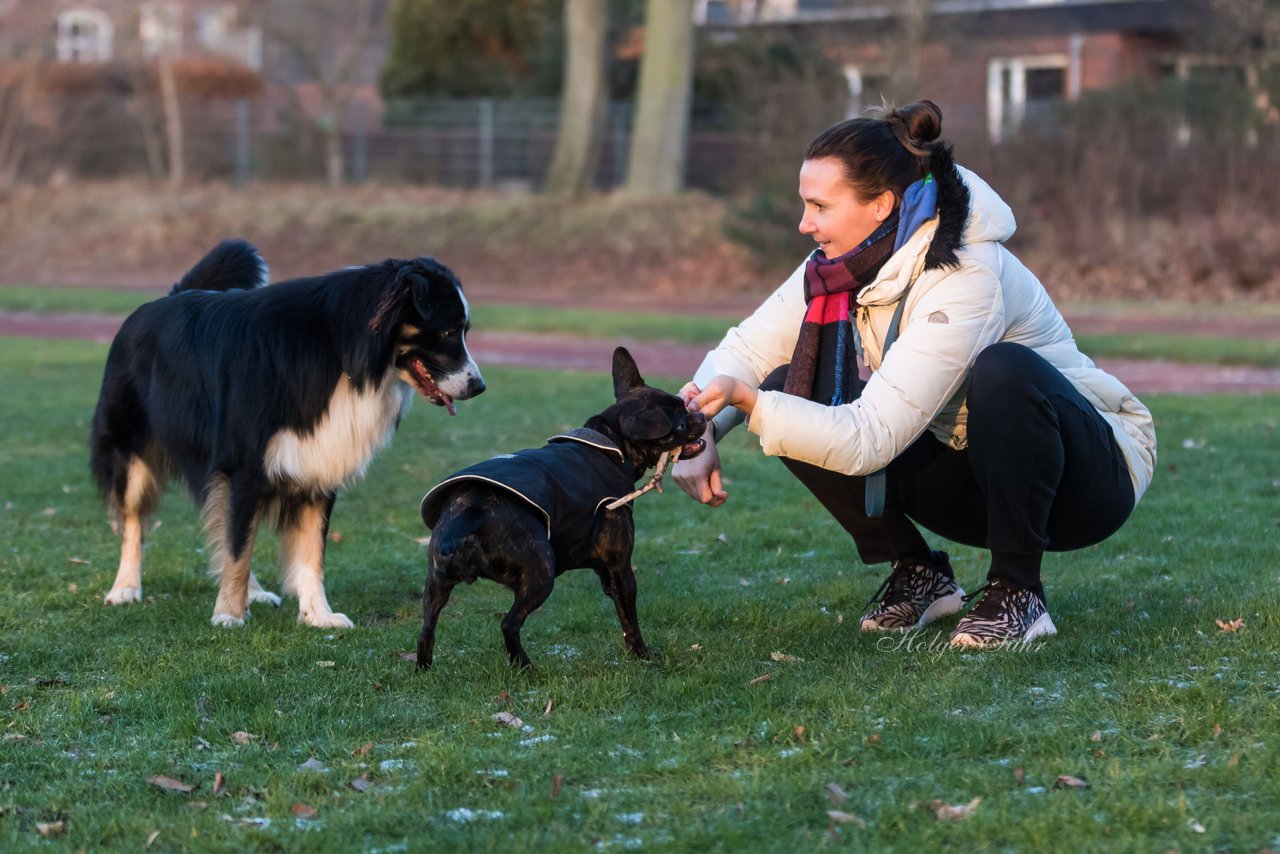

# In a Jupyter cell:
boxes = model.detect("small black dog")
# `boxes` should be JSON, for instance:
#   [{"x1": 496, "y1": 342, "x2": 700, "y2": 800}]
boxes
[{"x1": 417, "y1": 347, "x2": 706, "y2": 669}]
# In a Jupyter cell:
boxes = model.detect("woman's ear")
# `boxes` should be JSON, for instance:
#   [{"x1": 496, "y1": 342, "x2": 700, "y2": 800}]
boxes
[{"x1": 874, "y1": 189, "x2": 897, "y2": 223}]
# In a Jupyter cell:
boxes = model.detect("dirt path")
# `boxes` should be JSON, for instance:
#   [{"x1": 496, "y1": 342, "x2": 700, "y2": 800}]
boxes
[{"x1": 3, "y1": 310, "x2": 1278, "y2": 394}]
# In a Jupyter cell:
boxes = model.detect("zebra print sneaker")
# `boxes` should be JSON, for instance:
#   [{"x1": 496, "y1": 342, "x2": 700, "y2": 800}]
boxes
[
  {"x1": 949, "y1": 581, "x2": 1057, "y2": 647},
  {"x1": 859, "y1": 551, "x2": 966, "y2": 632}
]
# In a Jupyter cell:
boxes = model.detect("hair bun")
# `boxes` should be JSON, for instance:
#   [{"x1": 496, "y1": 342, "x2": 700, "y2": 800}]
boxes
[{"x1": 889, "y1": 100, "x2": 943, "y2": 156}]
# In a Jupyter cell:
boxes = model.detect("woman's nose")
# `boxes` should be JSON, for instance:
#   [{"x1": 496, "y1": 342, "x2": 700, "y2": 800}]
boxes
[{"x1": 798, "y1": 213, "x2": 815, "y2": 235}]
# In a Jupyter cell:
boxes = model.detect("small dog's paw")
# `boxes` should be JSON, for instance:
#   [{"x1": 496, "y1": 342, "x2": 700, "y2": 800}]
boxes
[
  {"x1": 249, "y1": 589, "x2": 282, "y2": 606},
  {"x1": 211, "y1": 613, "x2": 246, "y2": 628},
  {"x1": 104, "y1": 587, "x2": 143, "y2": 605},
  {"x1": 301, "y1": 611, "x2": 354, "y2": 629}
]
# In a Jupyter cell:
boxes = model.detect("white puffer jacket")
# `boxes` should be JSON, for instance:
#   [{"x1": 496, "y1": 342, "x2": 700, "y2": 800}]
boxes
[{"x1": 693, "y1": 167, "x2": 1157, "y2": 502}]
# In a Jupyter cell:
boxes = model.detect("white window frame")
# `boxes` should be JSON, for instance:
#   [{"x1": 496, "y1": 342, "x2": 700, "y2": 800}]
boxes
[
  {"x1": 55, "y1": 7, "x2": 114, "y2": 63},
  {"x1": 986, "y1": 53, "x2": 1069, "y2": 142},
  {"x1": 842, "y1": 64, "x2": 889, "y2": 119}
]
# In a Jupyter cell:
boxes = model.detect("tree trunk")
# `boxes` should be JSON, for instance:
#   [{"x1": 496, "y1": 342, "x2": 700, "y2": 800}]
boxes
[
  {"x1": 0, "y1": 65, "x2": 37, "y2": 190},
  {"x1": 545, "y1": 0, "x2": 607, "y2": 196},
  {"x1": 624, "y1": 0, "x2": 695, "y2": 198},
  {"x1": 324, "y1": 105, "x2": 346, "y2": 187},
  {"x1": 158, "y1": 53, "x2": 185, "y2": 189},
  {"x1": 894, "y1": 0, "x2": 930, "y2": 102}
]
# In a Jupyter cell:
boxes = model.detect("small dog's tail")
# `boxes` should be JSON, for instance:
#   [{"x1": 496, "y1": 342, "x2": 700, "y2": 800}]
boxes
[{"x1": 169, "y1": 238, "x2": 268, "y2": 295}]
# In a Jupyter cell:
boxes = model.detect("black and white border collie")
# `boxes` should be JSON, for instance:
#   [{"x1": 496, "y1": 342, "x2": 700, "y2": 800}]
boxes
[{"x1": 89, "y1": 239, "x2": 485, "y2": 628}]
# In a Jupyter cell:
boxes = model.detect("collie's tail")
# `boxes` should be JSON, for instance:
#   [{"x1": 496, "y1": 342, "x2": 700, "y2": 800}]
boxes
[{"x1": 170, "y1": 238, "x2": 268, "y2": 295}]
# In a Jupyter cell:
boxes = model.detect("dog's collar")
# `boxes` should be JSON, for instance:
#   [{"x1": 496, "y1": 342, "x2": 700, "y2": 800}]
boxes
[{"x1": 547, "y1": 427, "x2": 624, "y2": 461}]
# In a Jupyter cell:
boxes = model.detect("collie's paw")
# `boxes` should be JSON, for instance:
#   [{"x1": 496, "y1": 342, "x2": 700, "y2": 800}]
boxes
[
  {"x1": 249, "y1": 589, "x2": 282, "y2": 606},
  {"x1": 211, "y1": 613, "x2": 247, "y2": 628},
  {"x1": 104, "y1": 586, "x2": 143, "y2": 605},
  {"x1": 301, "y1": 611, "x2": 354, "y2": 629}
]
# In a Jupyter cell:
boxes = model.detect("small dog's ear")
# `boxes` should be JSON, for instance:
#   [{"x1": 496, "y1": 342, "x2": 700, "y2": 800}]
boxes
[
  {"x1": 620, "y1": 408, "x2": 673, "y2": 441},
  {"x1": 612, "y1": 347, "x2": 645, "y2": 399}
]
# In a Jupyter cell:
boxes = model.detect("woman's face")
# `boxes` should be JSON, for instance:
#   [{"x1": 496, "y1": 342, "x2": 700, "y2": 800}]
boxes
[{"x1": 798, "y1": 157, "x2": 894, "y2": 258}]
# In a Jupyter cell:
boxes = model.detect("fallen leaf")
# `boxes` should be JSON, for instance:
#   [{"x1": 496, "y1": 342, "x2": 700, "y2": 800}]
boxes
[
  {"x1": 292, "y1": 803, "x2": 318, "y2": 819},
  {"x1": 690, "y1": 643, "x2": 703, "y2": 651},
  {"x1": 1090, "y1": 731, "x2": 1103, "y2": 743},
  {"x1": 717, "y1": 533, "x2": 730, "y2": 545},
  {"x1": 777, "y1": 576, "x2": 791, "y2": 585},
  {"x1": 352, "y1": 741, "x2": 374, "y2": 757},
  {"x1": 930, "y1": 797, "x2": 981, "y2": 821},
  {"x1": 827, "y1": 810, "x2": 866, "y2": 827},
  {"x1": 739, "y1": 578, "x2": 752, "y2": 587},
  {"x1": 1053, "y1": 775, "x2": 1091, "y2": 789},
  {"x1": 1014, "y1": 767, "x2": 1025, "y2": 785},
  {"x1": 398, "y1": 651, "x2": 417, "y2": 662},
  {"x1": 770, "y1": 651, "x2": 804, "y2": 663},
  {"x1": 1212, "y1": 723, "x2": 1222, "y2": 737},
  {"x1": 748, "y1": 673, "x2": 771, "y2": 685},
  {"x1": 493, "y1": 711, "x2": 523, "y2": 728},
  {"x1": 863, "y1": 732, "x2": 880, "y2": 746},
  {"x1": 148, "y1": 775, "x2": 196, "y2": 793},
  {"x1": 68, "y1": 557, "x2": 89, "y2": 566},
  {"x1": 328, "y1": 531, "x2": 343, "y2": 543},
  {"x1": 793, "y1": 726, "x2": 806, "y2": 742},
  {"x1": 825, "y1": 782, "x2": 849, "y2": 804},
  {"x1": 68, "y1": 584, "x2": 79, "y2": 594},
  {"x1": 1189, "y1": 819, "x2": 1205, "y2": 833},
  {"x1": 297, "y1": 757, "x2": 328, "y2": 772},
  {"x1": 35, "y1": 821, "x2": 65, "y2": 837},
  {"x1": 315, "y1": 660, "x2": 335, "y2": 668},
  {"x1": 544, "y1": 698, "x2": 553, "y2": 716},
  {"x1": 550, "y1": 774, "x2": 564, "y2": 800},
  {"x1": 146, "y1": 830, "x2": 161, "y2": 848},
  {"x1": 497, "y1": 691, "x2": 513, "y2": 704},
  {"x1": 1216, "y1": 618, "x2": 1245, "y2": 633},
  {"x1": 414, "y1": 535, "x2": 431, "y2": 546},
  {"x1": 349, "y1": 774, "x2": 370, "y2": 792},
  {"x1": 213, "y1": 771, "x2": 226, "y2": 796}
]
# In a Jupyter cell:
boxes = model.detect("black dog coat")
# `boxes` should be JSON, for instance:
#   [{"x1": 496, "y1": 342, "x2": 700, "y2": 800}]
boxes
[{"x1": 420, "y1": 428, "x2": 635, "y2": 561}]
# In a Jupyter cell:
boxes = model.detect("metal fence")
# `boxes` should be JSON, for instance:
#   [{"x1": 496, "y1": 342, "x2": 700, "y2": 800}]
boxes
[{"x1": 14, "y1": 93, "x2": 741, "y2": 191}]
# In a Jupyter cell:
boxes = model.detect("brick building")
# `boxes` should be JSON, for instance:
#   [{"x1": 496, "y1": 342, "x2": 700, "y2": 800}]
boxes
[{"x1": 695, "y1": 0, "x2": 1221, "y2": 141}]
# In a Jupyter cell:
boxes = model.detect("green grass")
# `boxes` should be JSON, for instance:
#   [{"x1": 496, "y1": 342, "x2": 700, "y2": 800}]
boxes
[
  {"x1": 1074, "y1": 333, "x2": 1280, "y2": 368},
  {"x1": 0, "y1": 285, "x2": 162, "y2": 316},
  {"x1": 3, "y1": 285, "x2": 1278, "y2": 366},
  {"x1": 1, "y1": 336, "x2": 1278, "y2": 851}
]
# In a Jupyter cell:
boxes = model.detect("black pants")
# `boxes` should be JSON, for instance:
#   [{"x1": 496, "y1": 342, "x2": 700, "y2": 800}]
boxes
[{"x1": 763, "y1": 343, "x2": 1136, "y2": 599}]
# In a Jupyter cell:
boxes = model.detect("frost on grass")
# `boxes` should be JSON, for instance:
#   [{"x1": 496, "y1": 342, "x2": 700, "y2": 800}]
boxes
[{"x1": 446, "y1": 807, "x2": 504, "y2": 823}]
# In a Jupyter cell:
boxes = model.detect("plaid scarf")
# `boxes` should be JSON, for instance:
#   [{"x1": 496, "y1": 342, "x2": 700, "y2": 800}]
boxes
[{"x1": 784, "y1": 214, "x2": 899, "y2": 404}]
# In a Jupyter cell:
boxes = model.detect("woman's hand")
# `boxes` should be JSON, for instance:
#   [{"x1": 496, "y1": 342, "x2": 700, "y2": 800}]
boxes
[
  {"x1": 672, "y1": 422, "x2": 728, "y2": 506},
  {"x1": 687, "y1": 375, "x2": 758, "y2": 419}
]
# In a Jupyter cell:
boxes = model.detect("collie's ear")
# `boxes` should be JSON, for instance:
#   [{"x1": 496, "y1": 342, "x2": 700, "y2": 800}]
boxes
[
  {"x1": 409, "y1": 258, "x2": 461, "y2": 320},
  {"x1": 369, "y1": 265, "x2": 420, "y2": 334},
  {"x1": 612, "y1": 346, "x2": 645, "y2": 399}
]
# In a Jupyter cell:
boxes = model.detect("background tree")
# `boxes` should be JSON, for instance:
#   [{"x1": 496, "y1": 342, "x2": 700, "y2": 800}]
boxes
[
  {"x1": 0, "y1": 0, "x2": 51, "y2": 189},
  {"x1": 545, "y1": 0, "x2": 607, "y2": 196},
  {"x1": 624, "y1": 0, "x2": 695, "y2": 198},
  {"x1": 380, "y1": 0, "x2": 562, "y2": 98},
  {"x1": 255, "y1": 0, "x2": 383, "y2": 186}
]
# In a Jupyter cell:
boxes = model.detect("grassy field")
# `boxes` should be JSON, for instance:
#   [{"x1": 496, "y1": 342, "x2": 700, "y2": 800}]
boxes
[
  {"x1": 0, "y1": 336, "x2": 1277, "y2": 851},
  {"x1": 2, "y1": 284, "x2": 1279, "y2": 368}
]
